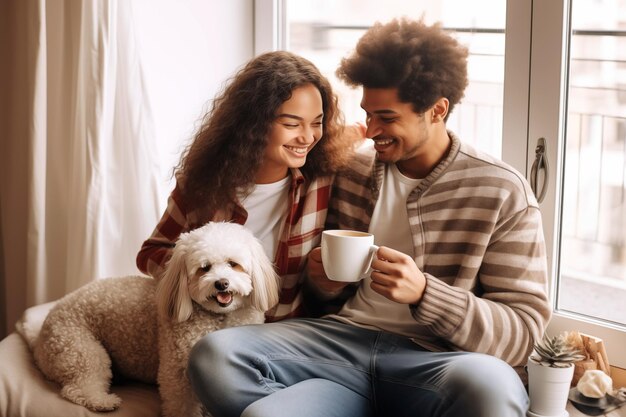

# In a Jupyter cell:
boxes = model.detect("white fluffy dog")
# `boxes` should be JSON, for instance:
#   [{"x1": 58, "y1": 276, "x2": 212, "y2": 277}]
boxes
[{"x1": 33, "y1": 222, "x2": 280, "y2": 417}]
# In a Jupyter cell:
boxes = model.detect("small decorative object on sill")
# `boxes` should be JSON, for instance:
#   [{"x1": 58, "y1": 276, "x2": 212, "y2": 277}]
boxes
[
  {"x1": 570, "y1": 333, "x2": 611, "y2": 387},
  {"x1": 527, "y1": 331, "x2": 585, "y2": 417},
  {"x1": 577, "y1": 370, "x2": 613, "y2": 399},
  {"x1": 568, "y1": 371, "x2": 626, "y2": 417}
]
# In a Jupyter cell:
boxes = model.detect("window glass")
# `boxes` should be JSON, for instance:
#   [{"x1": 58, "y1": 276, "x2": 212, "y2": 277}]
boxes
[
  {"x1": 557, "y1": 0, "x2": 626, "y2": 326},
  {"x1": 285, "y1": 0, "x2": 506, "y2": 157}
]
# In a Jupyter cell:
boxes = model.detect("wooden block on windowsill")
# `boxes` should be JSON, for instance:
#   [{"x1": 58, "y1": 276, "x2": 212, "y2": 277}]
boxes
[
  {"x1": 573, "y1": 332, "x2": 612, "y2": 387},
  {"x1": 581, "y1": 333, "x2": 611, "y2": 376},
  {"x1": 612, "y1": 366, "x2": 626, "y2": 389}
]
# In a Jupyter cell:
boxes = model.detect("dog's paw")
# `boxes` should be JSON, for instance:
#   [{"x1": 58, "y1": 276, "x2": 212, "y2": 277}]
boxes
[
  {"x1": 85, "y1": 393, "x2": 122, "y2": 412},
  {"x1": 61, "y1": 384, "x2": 122, "y2": 411}
]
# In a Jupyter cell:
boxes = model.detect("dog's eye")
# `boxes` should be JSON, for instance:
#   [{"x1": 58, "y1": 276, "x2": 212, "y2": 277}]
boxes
[
  {"x1": 200, "y1": 264, "x2": 211, "y2": 273},
  {"x1": 228, "y1": 261, "x2": 239, "y2": 268}
]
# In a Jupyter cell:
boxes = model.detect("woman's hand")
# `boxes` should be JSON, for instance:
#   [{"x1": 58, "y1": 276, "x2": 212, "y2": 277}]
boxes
[
  {"x1": 306, "y1": 247, "x2": 351, "y2": 294},
  {"x1": 344, "y1": 122, "x2": 368, "y2": 144}
]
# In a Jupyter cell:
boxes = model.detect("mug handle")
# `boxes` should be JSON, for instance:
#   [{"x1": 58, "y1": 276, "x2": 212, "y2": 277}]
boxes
[{"x1": 361, "y1": 245, "x2": 379, "y2": 278}]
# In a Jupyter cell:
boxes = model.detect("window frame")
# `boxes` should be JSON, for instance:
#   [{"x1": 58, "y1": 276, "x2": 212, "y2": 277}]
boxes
[
  {"x1": 258, "y1": 0, "x2": 626, "y2": 368},
  {"x1": 528, "y1": 0, "x2": 626, "y2": 368},
  {"x1": 254, "y1": 0, "x2": 286, "y2": 55}
]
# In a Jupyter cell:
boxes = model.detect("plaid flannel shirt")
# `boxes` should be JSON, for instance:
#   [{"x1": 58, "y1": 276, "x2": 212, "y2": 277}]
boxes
[{"x1": 137, "y1": 168, "x2": 332, "y2": 322}]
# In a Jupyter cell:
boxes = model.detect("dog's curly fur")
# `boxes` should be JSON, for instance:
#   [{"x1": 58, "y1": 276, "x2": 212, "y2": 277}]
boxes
[{"x1": 33, "y1": 222, "x2": 280, "y2": 417}]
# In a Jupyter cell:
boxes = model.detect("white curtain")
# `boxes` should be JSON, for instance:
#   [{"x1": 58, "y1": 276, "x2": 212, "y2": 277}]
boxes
[{"x1": 0, "y1": 0, "x2": 254, "y2": 337}]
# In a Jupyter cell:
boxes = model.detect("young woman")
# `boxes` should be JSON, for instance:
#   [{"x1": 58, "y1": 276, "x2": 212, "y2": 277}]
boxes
[{"x1": 136, "y1": 51, "x2": 350, "y2": 321}]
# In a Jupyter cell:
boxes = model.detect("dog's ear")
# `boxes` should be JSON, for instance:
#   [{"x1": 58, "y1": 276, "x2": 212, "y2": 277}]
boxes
[
  {"x1": 248, "y1": 238, "x2": 280, "y2": 312},
  {"x1": 156, "y1": 241, "x2": 194, "y2": 323}
]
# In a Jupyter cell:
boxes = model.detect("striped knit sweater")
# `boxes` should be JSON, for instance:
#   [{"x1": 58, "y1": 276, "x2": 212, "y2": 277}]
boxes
[{"x1": 324, "y1": 132, "x2": 552, "y2": 369}]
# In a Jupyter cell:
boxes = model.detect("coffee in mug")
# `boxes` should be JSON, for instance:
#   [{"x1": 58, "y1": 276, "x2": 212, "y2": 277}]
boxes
[{"x1": 321, "y1": 230, "x2": 378, "y2": 282}]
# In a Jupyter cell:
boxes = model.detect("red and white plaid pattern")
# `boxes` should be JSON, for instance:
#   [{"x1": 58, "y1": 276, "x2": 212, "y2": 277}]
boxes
[{"x1": 137, "y1": 168, "x2": 332, "y2": 322}]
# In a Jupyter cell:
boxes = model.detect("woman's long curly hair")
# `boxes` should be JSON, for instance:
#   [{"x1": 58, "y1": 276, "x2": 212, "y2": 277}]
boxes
[
  {"x1": 336, "y1": 18, "x2": 468, "y2": 120},
  {"x1": 176, "y1": 51, "x2": 347, "y2": 213}
]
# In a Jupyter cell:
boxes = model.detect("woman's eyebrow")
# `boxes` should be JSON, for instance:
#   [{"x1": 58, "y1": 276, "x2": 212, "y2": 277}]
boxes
[{"x1": 276, "y1": 113, "x2": 324, "y2": 120}]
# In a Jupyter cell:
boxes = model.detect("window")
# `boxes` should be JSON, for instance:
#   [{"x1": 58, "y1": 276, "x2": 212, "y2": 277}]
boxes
[
  {"x1": 529, "y1": 0, "x2": 626, "y2": 367},
  {"x1": 557, "y1": 0, "x2": 626, "y2": 327},
  {"x1": 256, "y1": 0, "x2": 626, "y2": 368},
  {"x1": 282, "y1": 0, "x2": 506, "y2": 157}
]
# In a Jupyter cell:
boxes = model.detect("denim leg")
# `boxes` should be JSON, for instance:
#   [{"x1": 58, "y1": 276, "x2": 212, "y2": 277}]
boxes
[
  {"x1": 373, "y1": 333, "x2": 529, "y2": 417},
  {"x1": 187, "y1": 318, "x2": 376, "y2": 417},
  {"x1": 188, "y1": 318, "x2": 528, "y2": 417},
  {"x1": 241, "y1": 378, "x2": 373, "y2": 417}
]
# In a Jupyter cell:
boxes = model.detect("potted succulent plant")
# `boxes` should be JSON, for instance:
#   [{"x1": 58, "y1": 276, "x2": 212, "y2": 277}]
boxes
[{"x1": 527, "y1": 331, "x2": 585, "y2": 417}]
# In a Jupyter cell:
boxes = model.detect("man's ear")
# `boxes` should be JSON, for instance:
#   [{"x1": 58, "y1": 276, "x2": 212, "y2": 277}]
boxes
[{"x1": 431, "y1": 97, "x2": 449, "y2": 122}]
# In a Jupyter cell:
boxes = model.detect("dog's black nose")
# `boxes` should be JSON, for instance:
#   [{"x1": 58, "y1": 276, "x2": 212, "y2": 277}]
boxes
[{"x1": 215, "y1": 279, "x2": 229, "y2": 291}]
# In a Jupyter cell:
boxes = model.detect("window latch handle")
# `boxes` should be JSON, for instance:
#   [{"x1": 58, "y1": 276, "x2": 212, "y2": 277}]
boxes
[{"x1": 530, "y1": 137, "x2": 549, "y2": 203}]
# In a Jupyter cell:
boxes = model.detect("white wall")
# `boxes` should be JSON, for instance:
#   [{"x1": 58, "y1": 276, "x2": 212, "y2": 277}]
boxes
[{"x1": 131, "y1": 0, "x2": 254, "y2": 200}]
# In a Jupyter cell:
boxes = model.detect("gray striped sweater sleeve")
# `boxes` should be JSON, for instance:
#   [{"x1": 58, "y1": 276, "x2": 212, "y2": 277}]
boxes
[{"x1": 330, "y1": 137, "x2": 552, "y2": 367}]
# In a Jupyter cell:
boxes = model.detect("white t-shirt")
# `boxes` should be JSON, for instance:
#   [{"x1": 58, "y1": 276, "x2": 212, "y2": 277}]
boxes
[
  {"x1": 239, "y1": 176, "x2": 290, "y2": 260},
  {"x1": 331, "y1": 163, "x2": 423, "y2": 338}
]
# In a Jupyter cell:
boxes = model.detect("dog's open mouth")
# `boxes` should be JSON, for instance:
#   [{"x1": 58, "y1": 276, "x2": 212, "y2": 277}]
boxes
[{"x1": 211, "y1": 291, "x2": 233, "y2": 307}]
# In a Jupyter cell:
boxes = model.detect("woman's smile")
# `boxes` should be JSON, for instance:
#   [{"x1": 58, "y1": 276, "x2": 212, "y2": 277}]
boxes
[{"x1": 284, "y1": 145, "x2": 309, "y2": 156}]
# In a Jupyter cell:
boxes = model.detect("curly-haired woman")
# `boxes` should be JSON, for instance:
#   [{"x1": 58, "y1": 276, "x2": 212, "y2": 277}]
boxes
[{"x1": 136, "y1": 51, "x2": 351, "y2": 321}]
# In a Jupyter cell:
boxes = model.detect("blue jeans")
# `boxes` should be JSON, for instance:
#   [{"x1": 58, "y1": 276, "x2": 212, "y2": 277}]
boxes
[{"x1": 188, "y1": 318, "x2": 528, "y2": 417}]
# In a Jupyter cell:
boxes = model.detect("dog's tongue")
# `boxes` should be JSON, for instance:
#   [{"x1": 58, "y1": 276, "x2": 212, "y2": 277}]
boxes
[{"x1": 216, "y1": 292, "x2": 232, "y2": 305}]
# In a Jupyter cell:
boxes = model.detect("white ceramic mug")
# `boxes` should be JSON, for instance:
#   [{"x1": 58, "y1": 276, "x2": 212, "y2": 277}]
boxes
[{"x1": 321, "y1": 230, "x2": 379, "y2": 282}]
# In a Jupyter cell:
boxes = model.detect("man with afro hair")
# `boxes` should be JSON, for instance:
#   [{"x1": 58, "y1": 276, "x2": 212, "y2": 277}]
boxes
[{"x1": 189, "y1": 18, "x2": 551, "y2": 417}]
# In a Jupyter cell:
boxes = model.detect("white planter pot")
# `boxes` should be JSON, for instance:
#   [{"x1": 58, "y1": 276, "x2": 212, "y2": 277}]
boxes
[{"x1": 526, "y1": 357, "x2": 574, "y2": 417}]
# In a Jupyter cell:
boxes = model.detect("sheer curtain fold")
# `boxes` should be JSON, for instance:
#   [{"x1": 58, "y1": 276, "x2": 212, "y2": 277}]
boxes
[
  {"x1": 1, "y1": 0, "x2": 164, "y2": 335},
  {"x1": 28, "y1": 0, "x2": 50, "y2": 303},
  {"x1": 53, "y1": 0, "x2": 159, "y2": 292}
]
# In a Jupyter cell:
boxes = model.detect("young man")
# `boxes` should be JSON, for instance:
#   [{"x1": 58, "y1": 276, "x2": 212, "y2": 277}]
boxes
[{"x1": 188, "y1": 19, "x2": 551, "y2": 417}]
